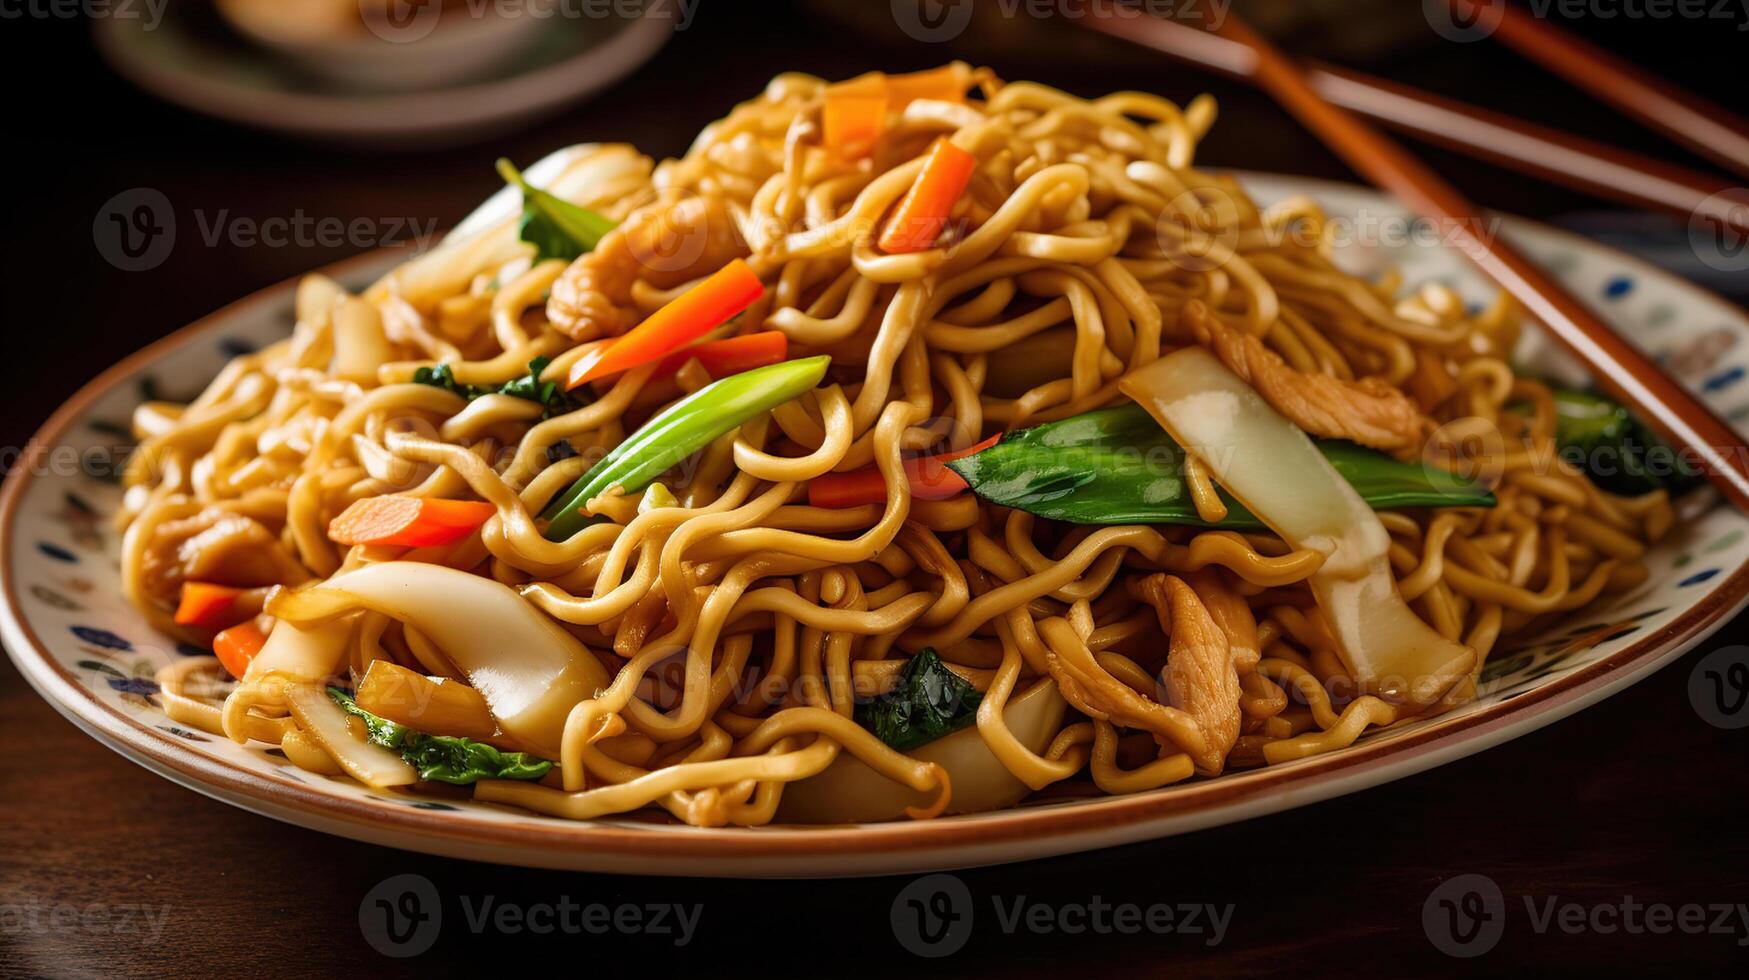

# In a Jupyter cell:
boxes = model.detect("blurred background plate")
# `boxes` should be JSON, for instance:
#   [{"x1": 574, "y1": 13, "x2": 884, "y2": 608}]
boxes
[{"x1": 93, "y1": 3, "x2": 674, "y2": 149}]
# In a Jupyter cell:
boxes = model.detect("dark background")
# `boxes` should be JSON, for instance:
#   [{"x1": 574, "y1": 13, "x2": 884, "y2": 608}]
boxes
[{"x1": 3, "y1": 1, "x2": 1748, "y2": 975}]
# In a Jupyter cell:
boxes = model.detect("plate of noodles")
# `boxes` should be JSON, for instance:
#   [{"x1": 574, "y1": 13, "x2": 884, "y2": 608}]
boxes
[{"x1": 6, "y1": 66, "x2": 1749, "y2": 877}]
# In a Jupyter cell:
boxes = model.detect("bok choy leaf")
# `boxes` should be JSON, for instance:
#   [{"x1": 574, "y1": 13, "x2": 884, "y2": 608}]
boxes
[
  {"x1": 946, "y1": 404, "x2": 1494, "y2": 529},
  {"x1": 1549, "y1": 388, "x2": 1702, "y2": 496},
  {"x1": 495, "y1": 158, "x2": 618, "y2": 264},
  {"x1": 856, "y1": 649, "x2": 982, "y2": 752}
]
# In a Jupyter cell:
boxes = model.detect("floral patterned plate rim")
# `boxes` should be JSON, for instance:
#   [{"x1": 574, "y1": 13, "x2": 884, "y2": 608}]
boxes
[{"x1": 5, "y1": 173, "x2": 1749, "y2": 878}]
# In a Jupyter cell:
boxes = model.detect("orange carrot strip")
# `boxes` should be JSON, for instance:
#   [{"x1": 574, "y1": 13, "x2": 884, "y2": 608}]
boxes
[
  {"x1": 566, "y1": 259, "x2": 766, "y2": 390},
  {"x1": 823, "y1": 72, "x2": 890, "y2": 159},
  {"x1": 807, "y1": 468, "x2": 888, "y2": 510},
  {"x1": 887, "y1": 64, "x2": 972, "y2": 104},
  {"x1": 878, "y1": 138, "x2": 978, "y2": 254},
  {"x1": 213, "y1": 621, "x2": 268, "y2": 679},
  {"x1": 808, "y1": 434, "x2": 1000, "y2": 509},
  {"x1": 174, "y1": 582, "x2": 248, "y2": 629},
  {"x1": 653, "y1": 331, "x2": 788, "y2": 380},
  {"x1": 821, "y1": 66, "x2": 969, "y2": 160},
  {"x1": 327, "y1": 497, "x2": 497, "y2": 548}
]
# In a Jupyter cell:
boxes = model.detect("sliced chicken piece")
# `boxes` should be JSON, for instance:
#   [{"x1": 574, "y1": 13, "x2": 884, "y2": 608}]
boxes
[
  {"x1": 1181, "y1": 568, "x2": 1260, "y2": 674},
  {"x1": 1135, "y1": 573, "x2": 1242, "y2": 774},
  {"x1": 139, "y1": 508, "x2": 312, "y2": 611},
  {"x1": 1038, "y1": 615, "x2": 1212, "y2": 770},
  {"x1": 547, "y1": 193, "x2": 749, "y2": 341},
  {"x1": 1183, "y1": 302, "x2": 1430, "y2": 456}
]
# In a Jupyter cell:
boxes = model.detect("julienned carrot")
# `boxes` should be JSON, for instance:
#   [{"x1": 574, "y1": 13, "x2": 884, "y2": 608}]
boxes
[
  {"x1": 878, "y1": 139, "x2": 978, "y2": 254},
  {"x1": 823, "y1": 72, "x2": 890, "y2": 158},
  {"x1": 327, "y1": 497, "x2": 497, "y2": 548},
  {"x1": 213, "y1": 621, "x2": 268, "y2": 679},
  {"x1": 566, "y1": 259, "x2": 766, "y2": 389},
  {"x1": 886, "y1": 64, "x2": 973, "y2": 104},
  {"x1": 808, "y1": 434, "x2": 1001, "y2": 509},
  {"x1": 174, "y1": 582, "x2": 248, "y2": 629},
  {"x1": 653, "y1": 331, "x2": 788, "y2": 380},
  {"x1": 824, "y1": 67, "x2": 971, "y2": 158}
]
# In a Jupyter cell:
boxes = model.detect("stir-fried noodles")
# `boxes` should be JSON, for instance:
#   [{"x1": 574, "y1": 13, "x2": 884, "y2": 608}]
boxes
[{"x1": 127, "y1": 66, "x2": 1672, "y2": 826}]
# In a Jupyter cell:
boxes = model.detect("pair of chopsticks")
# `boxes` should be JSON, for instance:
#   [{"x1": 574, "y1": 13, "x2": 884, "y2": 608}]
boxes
[
  {"x1": 1466, "y1": 0, "x2": 1749, "y2": 182},
  {"x1": 1085, "y1": 9, "x2": 1749, "y2": 236},
  {"x1": 1082, "y1": 0, "x2": 1749, "y2": 511}
]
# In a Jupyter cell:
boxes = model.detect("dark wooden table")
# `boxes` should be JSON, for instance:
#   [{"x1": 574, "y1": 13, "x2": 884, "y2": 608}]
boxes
[{"x1": 4, "y1": 4, "x2": 1748, "y2": 976}]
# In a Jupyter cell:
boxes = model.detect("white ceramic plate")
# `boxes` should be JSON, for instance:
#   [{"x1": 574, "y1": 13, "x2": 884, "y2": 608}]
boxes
[{"x1": 6, "y1": 174, "x2": 1749, "y2": 877}]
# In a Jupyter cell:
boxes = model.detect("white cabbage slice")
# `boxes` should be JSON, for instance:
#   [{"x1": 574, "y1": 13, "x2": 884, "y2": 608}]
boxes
[
  {"x1": 244, "y1": 616, "x2": 352, "y2": 685},
  {"x1": 271, "y1": 562, "x2": 609, "y2": 757},
  {"x1": 1121, "y1": 347, "x2": 1474, "y2": 707},
  {"x1": 283, "y1": 683, "x2": 418, "y2": 789}
]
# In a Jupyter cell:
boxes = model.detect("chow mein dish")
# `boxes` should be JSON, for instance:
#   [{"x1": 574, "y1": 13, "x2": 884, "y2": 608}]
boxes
[{"x1": 123, "y1": 65, "x2": 1683, "y2": 826}]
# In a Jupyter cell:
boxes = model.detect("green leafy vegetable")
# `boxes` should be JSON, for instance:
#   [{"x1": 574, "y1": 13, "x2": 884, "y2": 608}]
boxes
[
  {"x1": 327, "y1": 688, "x2": 552, "y2": 785},
  {"x1": 946, "y1": 404, "x2": 1496, "y2": 529},
  {"x1": 1548, "y1": 388, "x2": 1702, "y2": 496},
  {"x1": 412, "y1": 363, "x2": 492, "y2": 401},
  {"x1": 856, "y1": 648, "x2": 983, "y2": 752},
  {"x1": 501, "y1": 356, "x2": 588, "y2": 419},
  {"x1": 414, "y1": 357, "x2": 588, "y2": 419},
  {"x1": 496, "y1": 158, "x2": 618, "y2": 264}
]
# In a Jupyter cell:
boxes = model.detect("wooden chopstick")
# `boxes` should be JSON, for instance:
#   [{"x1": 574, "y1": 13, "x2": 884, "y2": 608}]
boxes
[
  {"x1": 1309, "y1": 62, "x2": 1749, "y2": 236},
  {"x1": 1100, "y1": 3, "x2": 1749, "y2": 510},
  {"x1": 1080, "y1": 10, "x2": 1749, "y2": 235},
  {"x1": 1454, "y1": 0, "x2": 1749, "y2": 181}
]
